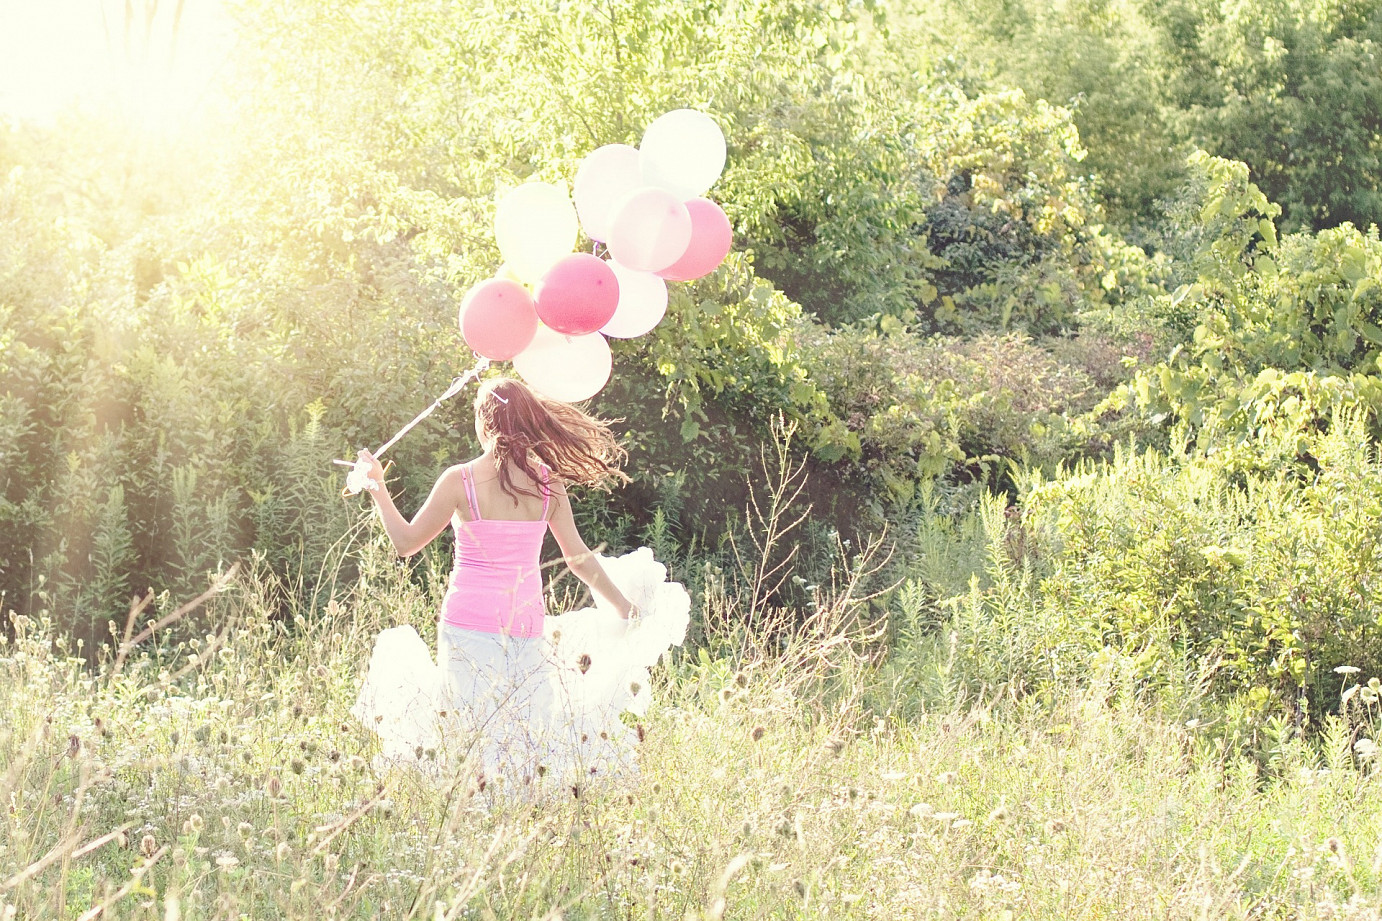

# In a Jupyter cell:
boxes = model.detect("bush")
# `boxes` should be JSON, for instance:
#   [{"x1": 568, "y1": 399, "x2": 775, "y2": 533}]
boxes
[{"x1": 945, "y1": 418, "x2": 1382, "y2": 721}]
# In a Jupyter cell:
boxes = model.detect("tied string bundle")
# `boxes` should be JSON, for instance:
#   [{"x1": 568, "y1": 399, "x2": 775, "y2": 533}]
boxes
[{"x1": 335, "y1": 358, "x2": 491, "y2": 495}]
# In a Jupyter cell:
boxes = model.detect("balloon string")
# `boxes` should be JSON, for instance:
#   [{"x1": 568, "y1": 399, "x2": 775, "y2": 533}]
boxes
[
  {"x1": 334, "y1": 357, "x2": 491, "y2": 470},
  {"x1": 373, "y1": 357, "x2": 491, "y2": 458}
]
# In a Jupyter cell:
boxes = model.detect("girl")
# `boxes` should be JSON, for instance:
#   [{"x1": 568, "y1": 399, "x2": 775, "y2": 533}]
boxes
[{"x1": 351, "y1": 377, "x2": 689, "y2": 793}]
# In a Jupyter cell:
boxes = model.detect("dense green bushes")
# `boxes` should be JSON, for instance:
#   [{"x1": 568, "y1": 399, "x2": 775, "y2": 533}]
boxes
[{"x1": 893, "y1": 420, "x2": 1382, "y2": 723}]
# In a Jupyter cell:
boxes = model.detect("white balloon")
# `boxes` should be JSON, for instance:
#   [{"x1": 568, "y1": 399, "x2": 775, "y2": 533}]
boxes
[
  {"x1": 513, "y1": 323, "x2": 612, "y2": 402},
  {"x1": 606, "y1": 187, "x2": 692, "y2": 273},
  {"x1": 639, "y1": 109, "x2": 727, "y2": 201},
  {"x1": 573, "y1": 144, "x2": 643, "y2": 243},
  {"x1": 494, "y1": 183, "x2": 579, "y2": 283},
  {"x1": 602, "y1": 261, "x2": 668, "y2": 338}
]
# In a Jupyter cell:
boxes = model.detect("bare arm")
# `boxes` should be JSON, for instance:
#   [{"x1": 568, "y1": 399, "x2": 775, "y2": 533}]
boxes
[
  {"x1": 546, "y1": 481, "x2": 635, "y2": 618},
  {"x1": 358, "y1": 450, "x2": 464, "y2": 557}
]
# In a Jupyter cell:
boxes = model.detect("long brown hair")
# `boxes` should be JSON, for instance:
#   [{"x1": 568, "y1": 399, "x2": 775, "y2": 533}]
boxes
[{"x1": 474, "y1": 377, "x2": 629, "y2": 500}]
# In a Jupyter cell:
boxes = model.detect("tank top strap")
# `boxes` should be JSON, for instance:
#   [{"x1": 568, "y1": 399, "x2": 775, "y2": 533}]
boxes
[
  {"x1": 540, "y1": 464, "x2": 551, "y2": 520},
  {"x1": 461, "y1": 464, "x2": 482, "y2": 521}
]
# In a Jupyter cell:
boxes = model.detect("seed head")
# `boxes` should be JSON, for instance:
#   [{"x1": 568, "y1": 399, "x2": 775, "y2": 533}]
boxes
[{"x1": 751, "y1": 726, "x2": 766, "y2": 742}]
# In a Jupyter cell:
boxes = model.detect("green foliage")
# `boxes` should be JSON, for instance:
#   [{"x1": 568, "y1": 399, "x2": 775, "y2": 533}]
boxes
[
  {"x1": 1126, "y1": 152, "x2": 1382, "y2": 461},
  {"x1": 800, "y1": 324, "x2": 1110, "y2": 508},
  {"x1": 940, "y1": 420, "x2": 1382, "y2": 720},
  {"x1": 1149, "y1": 0, "x2": 1382, "y2": 232}
]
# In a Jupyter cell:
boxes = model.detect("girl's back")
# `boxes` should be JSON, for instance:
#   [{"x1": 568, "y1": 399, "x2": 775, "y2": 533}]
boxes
[{"x1": 458, "y1": 457, "x2": 550, "y2": 523}]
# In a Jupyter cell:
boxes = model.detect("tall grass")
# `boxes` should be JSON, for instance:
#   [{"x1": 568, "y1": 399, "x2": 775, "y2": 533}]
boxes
[
  {"x1": 8, "y1": 430, "x2": 1382, "y2": 919},
  {"x1": 5, "y1": 536, "x2": 1382, "y2": 919}
]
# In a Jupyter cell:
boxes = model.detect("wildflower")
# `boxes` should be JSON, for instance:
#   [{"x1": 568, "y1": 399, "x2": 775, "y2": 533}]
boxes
[
  {"x1": 1335, "y1": 666, "x2": 1361, "y2": 675},
  {"x1": 237, "y1": 822, "x2": 254, "y2": 840},
  {"x1": 170, "y1": 731, "x2": 181, "y2": 746},
  {"x1": 290, "y1": 758, "x2": 305, "y2": 776},
  {"x1": 140, "y1": 834, "x2": 157, "y2": 858},
  {"x1": 719, "y1": 688, "x2": 734, "y2": 703},
  {"x1": 792, "y1": 879, "x2": 807, "y2": 898},
  {"x1": 578, "y1": 654, "x2": 592, "y2": 675},
  {"x1": 670, "y1": 860, "x2": 687, "y2": 877},
  {"x1": 987, "y1": 804, "x2": 1010, "y2": 823},
  {"x1": 822, "y1": 737, "x2": 845, "y2": 757},
  {"x1": 734, "y1": 672, "x2": 748, "y2": 688},
  {"x1": 348, "y1": 755, "x2": 367, "y2": 773},
  {"x1": 275, "y1": 841, "x2": 290, "y2": 863},
  {"x1": 1045, "y1": 817, "x2": 1067, "y2": 835},
  {"x1": 265, "y1": 776, "x2": 283, "y2": 798},
  {"x1": 189, "y1": 814, "x2": 204, "y2": 833},
  {"x1": 629, "y1": 681, "x2": 642, "y2": 695},
  {"x1": 936, "y1": 771, "x2": 958, "y2": 785},
  {"x1": 751, "y1": 726, "x2": 766, "y2": 742}
]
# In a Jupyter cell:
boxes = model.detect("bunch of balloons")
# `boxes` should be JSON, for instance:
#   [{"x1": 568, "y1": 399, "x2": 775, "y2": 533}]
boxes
[{"x1": 459, "y1": 109, "x2": 732, "y2": 402}]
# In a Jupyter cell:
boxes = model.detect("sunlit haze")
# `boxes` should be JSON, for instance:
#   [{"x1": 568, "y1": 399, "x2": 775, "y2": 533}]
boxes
[{"x1": 0, "y1": 0, "x2": 235, "y2": 130}]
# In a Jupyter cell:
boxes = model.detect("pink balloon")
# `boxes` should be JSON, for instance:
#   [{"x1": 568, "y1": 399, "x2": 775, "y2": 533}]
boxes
[
  {"x1": 534, "y1": 253, "x2": 620, "y2": 336},
  {"x1": 573, "y1": 144, "x2": 643, "y2": 243},
  {"x1": 606, "y1": 187, "x2": 692, "y2": 273},
  {"x1": 459, "y1": 279, "x2": 538, "y2": 360},
  {"x1": 657, "y1": 198, "x2": 733, "y2": 282}
]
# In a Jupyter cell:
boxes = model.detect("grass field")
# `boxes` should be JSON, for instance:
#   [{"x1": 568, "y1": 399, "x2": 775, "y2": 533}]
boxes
[{"x1": 5, "y1": 541, "x2": 1382, "y2": 921}]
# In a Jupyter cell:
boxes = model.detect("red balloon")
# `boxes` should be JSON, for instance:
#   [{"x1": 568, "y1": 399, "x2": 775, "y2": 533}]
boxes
[
  {"x1": 459, "y1": 279, "x2": 538, "y2": 360},
  {"x1": 657, "y1": 198, "x2": 733, "y2": 282},
  {"x1": 534, "y1": 253, "x2": 620, "y2": 336}
]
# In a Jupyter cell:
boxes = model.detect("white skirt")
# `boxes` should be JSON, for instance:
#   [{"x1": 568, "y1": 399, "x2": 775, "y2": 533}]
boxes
[{"x1": 351, "y1": 548, "x2": 690, "y2": 794}]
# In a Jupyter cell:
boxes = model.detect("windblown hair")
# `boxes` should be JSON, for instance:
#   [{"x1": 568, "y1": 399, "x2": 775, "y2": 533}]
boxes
[{"x1": 474, "y1": 378, "x2": 629, "y2": 500}]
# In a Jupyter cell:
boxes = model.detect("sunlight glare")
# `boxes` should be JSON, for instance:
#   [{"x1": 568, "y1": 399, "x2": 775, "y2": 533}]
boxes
[{"x1": 0, "y1": 0, "x2": 235, "y2": 131}]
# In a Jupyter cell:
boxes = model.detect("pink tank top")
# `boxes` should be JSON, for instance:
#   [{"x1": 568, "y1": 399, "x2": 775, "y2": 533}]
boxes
[{"x1": 439, "y1": 464, "x2": 551, "y2": 638}]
